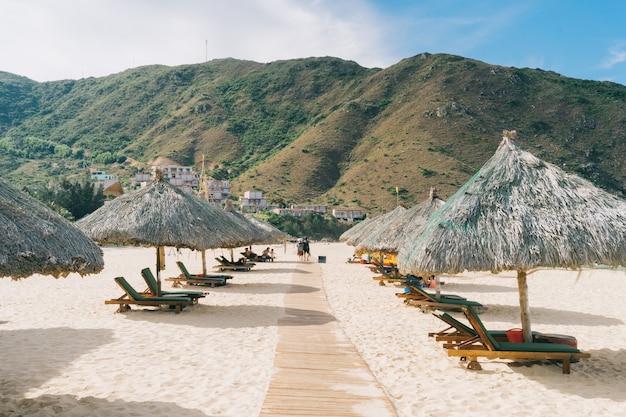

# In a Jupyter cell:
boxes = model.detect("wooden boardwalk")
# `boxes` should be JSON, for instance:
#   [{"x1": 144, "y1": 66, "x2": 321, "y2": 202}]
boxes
[{"x1": 259, "y1": 261, "x2": 397, "y2": 417}]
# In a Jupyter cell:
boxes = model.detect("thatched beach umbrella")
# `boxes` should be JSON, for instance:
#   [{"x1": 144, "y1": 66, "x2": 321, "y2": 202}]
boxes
[
  {"x1": 356, "y1": 188, "x2": 446, "y2": 256},
  {"x1": 76, "y1": 176, "x2": 250, "y2": 294},
  {"x1": 398, "y1": 131, "x2": 626, "y2": 342},
  {"x1": 0, "y1": 177, "x2": 103, "y2": 279},
  {"x1": 342, "y1": 205, "x2": 407, "y2": 247},
  {"x1": 339, "y1": 213, "x2": 378, "y2": 243},
  {"x1": 243, "y1": 213, "x2": 291, "y2": 244}
]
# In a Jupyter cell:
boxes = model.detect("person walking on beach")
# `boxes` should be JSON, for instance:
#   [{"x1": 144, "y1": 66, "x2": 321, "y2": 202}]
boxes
[
  {"x1": 302, "y1": 237, "x2": 310, "y2": 261},
  {"x1": 296, "y1": 239, "x2": 304, "y2": 261}
]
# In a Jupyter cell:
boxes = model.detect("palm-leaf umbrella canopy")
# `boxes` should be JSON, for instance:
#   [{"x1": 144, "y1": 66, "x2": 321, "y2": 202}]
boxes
[
  {"x1": 342, "y1": 205, "x2": 408, "y2": 247},
  {"x1": 243, "y1": 213, "x2": 291, "y2": 243},
  {"x1": 76, "y1": 177, "x2": 251, "y2": 290},
  {"x1": 1, "y1": 177, "x2": 104, "y2": 279},
  {"x1": 339, "y1": 213, "x2": 379, "y2": 243},
  {"x1": 398, "y1": 131, "x2": 626, "y2": 342},
  {"x1": 356, "y1": 187, "x2": 446, "y2": 255},
  {"x1": 224, "y1": 203, "x2": 285, "y2": 245}
]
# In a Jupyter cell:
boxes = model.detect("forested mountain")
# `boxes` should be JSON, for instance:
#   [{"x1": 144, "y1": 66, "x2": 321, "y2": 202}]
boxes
[{"x1": 1, "y1": 53, "x2": 625, "y2": 214}]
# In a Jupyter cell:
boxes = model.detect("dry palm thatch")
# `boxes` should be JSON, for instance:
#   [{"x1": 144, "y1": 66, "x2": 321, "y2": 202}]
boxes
[
  {"x1": 398, "y1": 131, "x2": 626, "y2": 341},
  {"x1": 244, "y1": 213, "x2": 291, "y2": 243},
  {"x1": 0, "y1": 177, "x2": 104, "y2": 279},
  {"x1": 356, "y1": 187, "x2": 446, "y2": 256},
  {"x1": 224, "y1": 202, "x2": 285, "y2": 245},
  {"x1": 76, "y1": 177, "x2": 252, "y2": 291},
  {"x1": 343, "y1": 205, "x2": 408, "y2": 247},
  {"x1": 77, "y1": 179, "x2": 251, "y2": 250},
  {"x1": 339, "y1": 214, "x2": 378, "y2": 243}
]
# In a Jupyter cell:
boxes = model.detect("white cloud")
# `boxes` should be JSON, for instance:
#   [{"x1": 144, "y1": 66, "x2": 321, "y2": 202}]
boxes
[
  {"x1": 601, "y1": 44, "x2": 626, "y2": 69},
  {"x1": 0, "y1": 0, "x2": 396, "y2": 82}
]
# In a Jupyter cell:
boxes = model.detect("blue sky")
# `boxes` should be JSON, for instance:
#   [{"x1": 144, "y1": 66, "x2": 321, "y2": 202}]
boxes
[{"x1": 1, "y1": 0, "x2": 624, "y2": 86}]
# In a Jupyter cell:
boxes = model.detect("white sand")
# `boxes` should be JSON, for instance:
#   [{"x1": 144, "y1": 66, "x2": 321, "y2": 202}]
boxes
[{"x1": 1, "y1": 242, "x2": 625, "y2": 416}]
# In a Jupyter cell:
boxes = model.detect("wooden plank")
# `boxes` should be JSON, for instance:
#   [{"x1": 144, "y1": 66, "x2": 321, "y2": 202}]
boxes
[{"x1": 259, "y1": 261, "x2": 397, "y2": 417}]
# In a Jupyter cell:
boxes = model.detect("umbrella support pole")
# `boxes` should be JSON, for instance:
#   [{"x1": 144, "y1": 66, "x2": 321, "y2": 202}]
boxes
[{"x1": 517, "y1": 270, "x2": 533, "y2": 343}]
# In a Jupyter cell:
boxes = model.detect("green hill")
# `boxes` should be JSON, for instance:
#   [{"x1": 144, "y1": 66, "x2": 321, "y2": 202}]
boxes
[{"x1": 1, "y1": 53, "x2": 625, "y2": 215}]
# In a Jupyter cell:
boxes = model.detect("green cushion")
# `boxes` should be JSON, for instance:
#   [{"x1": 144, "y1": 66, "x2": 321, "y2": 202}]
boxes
[{"x1": 498, "y1": 341, "x2": 581, "y2": 353}]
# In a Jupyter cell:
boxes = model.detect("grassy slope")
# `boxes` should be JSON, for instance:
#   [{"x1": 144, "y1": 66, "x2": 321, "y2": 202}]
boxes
[{"x1": 1, "y1": 54, "x2": 625, "y2": 214}]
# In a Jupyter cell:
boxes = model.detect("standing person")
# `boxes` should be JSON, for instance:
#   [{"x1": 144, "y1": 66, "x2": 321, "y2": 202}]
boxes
[
  {"x1": 302, "y1": 237, "x2": 310, "y2": 261},
  {"x1": 296, "y1": 239, "x2": 304, "y2": 261}
]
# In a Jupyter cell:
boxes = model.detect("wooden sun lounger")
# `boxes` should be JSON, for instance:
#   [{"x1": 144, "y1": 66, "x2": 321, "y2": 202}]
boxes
[
  {"x1": 445, "y1": 306, "x2": 591, "y2": 374},
  {"x1": 395, "y1": 281, "x2": 483, "y2": 311},
  {"x1": 429, "y1": 309, "x2": 539, "y2": 348},
  {"x1": 105, "y1": 276, "x2": 194, "y2": 313},
  {"x1": 166, "y1": 261, "x2": 233, "y2": 287},
  {"x1": 141, "y1": 267, "x2": 207, "y2": 301},
  {"x1": 213, "y1": 257, "x2": 253, "y2": 272}
]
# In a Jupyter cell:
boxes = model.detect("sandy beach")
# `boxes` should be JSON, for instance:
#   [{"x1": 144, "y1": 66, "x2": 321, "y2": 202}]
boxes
[{"x1": 1, "y1": 242, "x2": 626, "y2": 416}]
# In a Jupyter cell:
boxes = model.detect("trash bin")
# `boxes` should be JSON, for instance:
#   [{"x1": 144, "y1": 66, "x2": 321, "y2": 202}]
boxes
[
  {"x1": 505, "y1": 328, "x2": 524, "y2": 343},
  {"x1": 318, "y1": 256, "x2": 326, "y2": 263}
]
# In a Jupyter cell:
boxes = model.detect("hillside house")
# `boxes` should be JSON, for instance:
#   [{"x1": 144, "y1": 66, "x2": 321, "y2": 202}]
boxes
[
  {"x1": 332, "y1": 208, "x2": 365, "y2": 222},
  {"x1": 134, "y1": 157, "x2": 200, "y2": 193},
  {"x1": 273, "y1": 205, "x2": 328, "y2": 217},
  {"x1": 199, "y1": 179, "x2": 231, "y2": 206},
  {"x1": 240, "y1": 191, "x2": 267, "y2": 213}
]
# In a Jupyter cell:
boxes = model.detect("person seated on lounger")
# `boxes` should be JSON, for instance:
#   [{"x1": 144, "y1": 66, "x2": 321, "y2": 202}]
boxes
[
  {"x1": 260, "y1": 247, "x2": 272, "y2": 261},
  {"x1": 243, "y1": 247, "x2": 258, "y2": 261}
]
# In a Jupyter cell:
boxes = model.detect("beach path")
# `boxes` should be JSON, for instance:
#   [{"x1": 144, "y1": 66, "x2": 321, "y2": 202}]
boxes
[{"x1": 259, "y1": 260, "x2": 398, "y2": 417}]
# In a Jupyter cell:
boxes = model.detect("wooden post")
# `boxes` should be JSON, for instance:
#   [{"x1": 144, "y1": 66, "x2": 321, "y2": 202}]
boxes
[
  {"x1": 202, "y1": 250, "x2": 207, "y2": 276},
  {"x1": 155, "y1": 246, "x2": 162, "y2": 296},
  {"x1": 517, "y1": 270, "x2": 533, "y2": 343}
]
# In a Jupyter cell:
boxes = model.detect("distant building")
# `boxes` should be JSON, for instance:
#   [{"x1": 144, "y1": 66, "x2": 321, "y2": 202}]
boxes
[
  {"x1": 90, "y1": 170, "x2": 123, "y2": 199},
  {"x1": 101, "y1": 180, "x2": 124, "y2": 199},
  {"x1": 200, "y1": 178, "x2": 230, "y2": 206},
  {"x1": 273, "y1": 205, "x2": 328, "y2": 217},
  {"x1": 133, "y1": 156, "x2": 199, "y2": 193},
  {"x1": 332, "y1": 208, "x2": 365, "y2": 222},
  {"x1": 90, "y1": 170, "x2": 115, "y2": 181},
  {"x1": 240, "y1": 191, "x2": 267, "y2": 212}
]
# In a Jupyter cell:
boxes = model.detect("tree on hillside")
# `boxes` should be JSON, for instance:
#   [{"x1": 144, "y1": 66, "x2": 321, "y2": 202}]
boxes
[
  {"x1": 25, "y1": 174, "x2": 105, "y2": 220},
  {"x1": 260, "y1": 212, "x2": 351, "y2": 241}
]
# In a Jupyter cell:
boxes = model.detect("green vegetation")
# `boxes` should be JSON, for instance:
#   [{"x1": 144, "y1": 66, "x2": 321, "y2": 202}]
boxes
[
  {"x1": 24, "y1": 174, "x2": 105, "y2": 220},
  {"x1": 256, "y1": 211, "x2": 352, "y2": 241},
  {"x1": 1, "y1": 53, "x2": 625, "y2": 217}
]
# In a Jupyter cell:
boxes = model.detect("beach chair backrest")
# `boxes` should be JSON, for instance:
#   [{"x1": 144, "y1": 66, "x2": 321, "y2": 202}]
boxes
[
  {"x1": 462, "y1": 306, "x2": 500, "y2": 350},
  {"x1": 176, "y1": 261, "x2": 192, "y2": 278},
  {"x1": 115, "y1": 277, "x2": 143, "y2": 301},
  {"x1": 141, "y1": 268, "x2": 158, "y2": 293},
  {"x1": 433, "y1": 310, "x2": 475, "y2": 336}
]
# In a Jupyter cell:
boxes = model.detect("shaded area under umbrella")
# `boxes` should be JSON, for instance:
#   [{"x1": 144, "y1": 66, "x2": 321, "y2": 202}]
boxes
[
  {"x1": 0, "y1": 177, "x2": 103, "y2": 279},
  {"x1": 76, "y1": 176, "x2": 251, "y2": 294},
  {"x1": 398, "y1": 131, "x2": 626, "y2": 342}
]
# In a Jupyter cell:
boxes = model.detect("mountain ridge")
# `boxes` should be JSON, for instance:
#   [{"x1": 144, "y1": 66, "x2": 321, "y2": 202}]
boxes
[{"x1": 1, "y1": 53, "x2": 625, "y2": 215}]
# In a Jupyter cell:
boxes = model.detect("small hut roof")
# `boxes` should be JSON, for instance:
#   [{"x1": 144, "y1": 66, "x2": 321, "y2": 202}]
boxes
[
  {"x1": 343, "y1": 205, "x2": 407, "y2": 247},
  {"x1": 398, "y1": 132, "x2": 626, "y2": 275},
  {"x1": 76, "y1": 179, "x2": 250, "y2": 250},
  {"x1": 0, "y1": 177, "x2": 104, "y2": 279},
  {"x1": 356, "y1": 188, "x2": 446, "y2": 255}
]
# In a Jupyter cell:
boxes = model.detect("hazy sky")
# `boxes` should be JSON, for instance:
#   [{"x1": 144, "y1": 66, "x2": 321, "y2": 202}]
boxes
[{"x1": 1, "y1": 0, "x2": 625, "y2": 86}]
